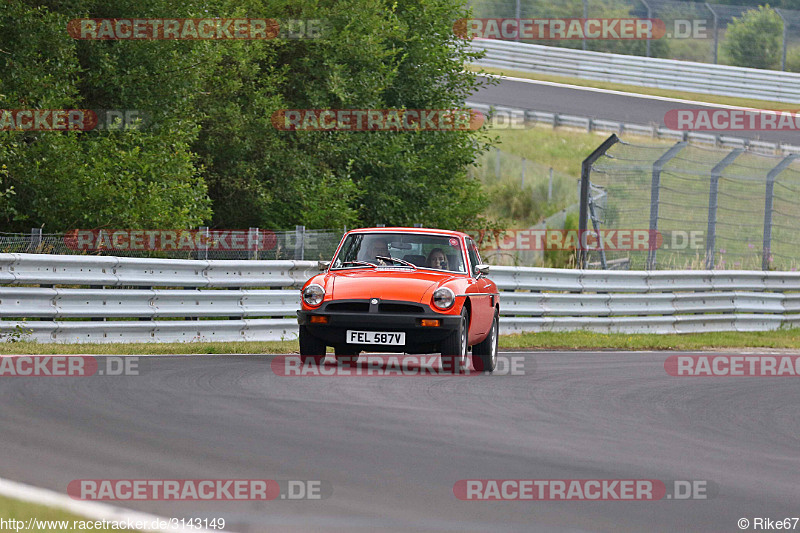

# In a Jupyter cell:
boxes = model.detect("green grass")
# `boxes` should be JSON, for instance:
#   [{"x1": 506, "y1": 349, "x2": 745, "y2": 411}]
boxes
[
  {"x1": 472, "y1": 65, "x2": 799, "y2": 110},
  {"x1": 0, "y1": 339, "x2": 300, "y2": 355},
  {"x1": 3, "y1": 329, "x2": 800, "y2": 354},
  {"x1": 0, "y1": 495, "x2": 139, "y2": 532},
  {"x1": 484, "y1": 125, "x2": 672, "y2": 178},
  {"x1": 500, "y1": 328, "x2": 800, "y2": 350}
]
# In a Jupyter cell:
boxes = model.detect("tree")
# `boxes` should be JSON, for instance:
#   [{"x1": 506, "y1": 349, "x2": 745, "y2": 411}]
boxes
[
  {"x1": 195, "y1": 0, "x2": 491, "y2": 231},
  {"x1": 0, "y1": 0, "x2": 213, "y2": 231},
  {"x1": 0, "y1": 0, "x2": 491, "y2": 233},
  {"x1": 722, "y1": 5, "x2": 784, "y2": 69}
]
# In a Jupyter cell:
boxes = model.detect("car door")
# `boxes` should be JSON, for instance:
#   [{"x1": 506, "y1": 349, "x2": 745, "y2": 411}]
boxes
[{"x1": 464, "y1": 238, "x2": 493, "y2": 340}]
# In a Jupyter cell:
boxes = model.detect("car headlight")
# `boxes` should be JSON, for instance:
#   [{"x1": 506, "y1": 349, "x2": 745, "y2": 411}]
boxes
[
  {"x1": 303, "y1": 284, "x2": 325, "y2": 306},
  {"x1": 432, "y1": 287, "x2": 455, "y2": 310}
]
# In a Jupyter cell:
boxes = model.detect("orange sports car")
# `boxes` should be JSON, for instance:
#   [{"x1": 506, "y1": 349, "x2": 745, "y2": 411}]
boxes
[{"x1": 297, "y1": 227, "x2": 500, "y2": 373}]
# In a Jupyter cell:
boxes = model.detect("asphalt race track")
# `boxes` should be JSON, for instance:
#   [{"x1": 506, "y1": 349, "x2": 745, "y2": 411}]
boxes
[
  {"x1": 473, "y1": 76, "x2": 800, "y2": 146},
  {"x1": 1, "y1": 351, "x2": 798, "y2": 532}
]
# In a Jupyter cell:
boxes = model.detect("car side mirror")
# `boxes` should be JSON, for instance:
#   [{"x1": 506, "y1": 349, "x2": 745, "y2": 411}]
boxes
[
  {"x1": 475, "y1": 264, "x2": 490, "y2": 278},
  {"x1": 318, "y1": 260, "x2": 331, "y2": 271}
]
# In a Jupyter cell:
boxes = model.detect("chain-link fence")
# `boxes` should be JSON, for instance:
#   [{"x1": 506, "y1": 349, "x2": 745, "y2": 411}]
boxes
[
  {"x1": 0, "y1": 227, "x2": 345, "y2": 262},
  {"x1": 586, "y1": 139, "x2": 800, "y2": 270},
  {"x1": 472, "y1": 146, "x2": 576, "y2": 221},
  {"x1": 467, "y1": 0, "x2": 800, "y2": 70}
]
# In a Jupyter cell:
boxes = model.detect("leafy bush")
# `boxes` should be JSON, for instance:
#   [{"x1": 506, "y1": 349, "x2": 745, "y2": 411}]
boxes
[{"x1": 722, "y1": 5, "x2": 784, "y2": 69}]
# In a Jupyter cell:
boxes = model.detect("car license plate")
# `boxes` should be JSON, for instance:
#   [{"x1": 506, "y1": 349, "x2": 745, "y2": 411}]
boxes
[{"x1": 346, "y1": 330, "x2": 405, "y2": 345}]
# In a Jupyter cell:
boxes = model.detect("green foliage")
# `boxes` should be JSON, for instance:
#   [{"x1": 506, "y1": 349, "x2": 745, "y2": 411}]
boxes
[
  {"x1": 786, "y1": 44, "x2": 800, "y2": 72},
  {"x1": 722, "y1": 5, "x2": 784, "y2": 69},
  {"x1": 0, "y1": 0, "x2": 491, "y2": 232},
  {"x1": 543, "y1": 211, "x2": 578, "y2": 268}
]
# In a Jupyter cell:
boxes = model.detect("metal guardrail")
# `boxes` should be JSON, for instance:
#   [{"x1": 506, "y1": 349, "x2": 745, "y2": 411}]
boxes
[
  {"x1": 465, "y1": 102, "x2": 800, "y2": 155},
  {"x1": 0, "y1": 254, "x2": 798, "y2": 342},
  {"x1": 470, "y1": 40, "x2": 800, "y2": 104}
]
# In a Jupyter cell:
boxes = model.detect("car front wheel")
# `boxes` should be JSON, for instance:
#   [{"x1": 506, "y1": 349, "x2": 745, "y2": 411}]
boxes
[
  {"x1": 440, "y1": 308, "x2": 469, "y2": 374},
  {"x1": 334, "y1": 346, "x2": 360, "y2": 367},
  {"x1": 299, "y1": 326, "x2": 326, "y2": 365},
  {"x1": 472, "y1": 311, "x2": 498, "y2": 373}
]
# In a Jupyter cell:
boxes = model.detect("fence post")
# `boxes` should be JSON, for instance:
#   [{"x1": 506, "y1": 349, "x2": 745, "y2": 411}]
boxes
[
  {"x1": 705, "y1": 3, "x2": 718, "y2": 64},
  {"x1": 763, "y1": 154, "x2": 798, "y2": 270},
  {"x1": 515, "y1": 0, "x2": 521, "y2": 42},
  {"x1": 641, "y1": 0, "x2": 652, "y2": 57},
  {"x1": 29, "y1": 228, "x2": 42, "y2": 253},
  {"x1": 777, "y1": 9, "x2": 788, "y2": 71},
  {"x1": 548, "y1": 167, "x2": 554, "y2": 202},
  {"x1": 199, "y1": 226, "x2": 209, "y2": 260},
  {"x1": 647, "y1": 142, "x2": 687, "y2": 270},
  {"x1": 705, "y1": 149, "x2": 743, "y2": 269},
  {"x1": 582, "y1": 0, "x2": 588, "y2": 51},
  {"x1": 521, "y1": 157, "x2": 526, "y2": 187},
  {"x1": 495, "y1": 147, "x2": 501, "y2": 179},
  {"x1": 295, "y1": 225, "x2": 305, "y2": 260},
  {"x1": 579, "y1": 134, "x2": 620, "y2": 269},
  {"x1": 248, "y1": 227, "x2": 259, "y2": 260}
]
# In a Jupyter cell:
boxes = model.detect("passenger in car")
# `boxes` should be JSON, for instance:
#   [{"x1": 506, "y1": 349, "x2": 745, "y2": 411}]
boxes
[{"x1": 426, "y1": 248, "x2": 449, "y2": 270}]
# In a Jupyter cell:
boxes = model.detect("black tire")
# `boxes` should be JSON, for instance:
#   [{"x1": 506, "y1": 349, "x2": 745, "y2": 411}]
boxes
[
  {"x1": 440, "y1": 308, "x2": 469, "y2": 374},
  {"x1": 299, "y1": 326, "x2": 326, "y2": 365},
  {"x1": 334, "y1": 345, "x2": 360, "y2": 367},
  {"x1": 472, "y1": 311, "x2": 498, "y2": 373}
]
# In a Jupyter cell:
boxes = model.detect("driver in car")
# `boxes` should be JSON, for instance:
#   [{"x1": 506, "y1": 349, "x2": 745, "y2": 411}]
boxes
[
  {"x1": 365, "y1": 238, "x2": 390, "y2": 265},
  {"x1": 426, "y1": 248, "x2": 449, "y2": 270}
]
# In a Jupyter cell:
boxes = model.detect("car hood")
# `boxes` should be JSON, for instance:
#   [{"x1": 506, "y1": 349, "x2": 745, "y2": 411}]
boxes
[{"x1": 330, "y1": 269, "x2": 458, "y2": 303}]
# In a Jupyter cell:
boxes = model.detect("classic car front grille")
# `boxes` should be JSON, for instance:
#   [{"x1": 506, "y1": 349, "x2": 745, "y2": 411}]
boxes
[
  {"x1": 327, "y1": 302, "x2": 370, "y2": 312},
  {"x1": 378, "y1": 303, "x2": 425, "y2": 314}
]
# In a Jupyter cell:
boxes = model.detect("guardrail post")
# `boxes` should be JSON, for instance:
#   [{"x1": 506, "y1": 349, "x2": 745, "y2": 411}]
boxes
[
  {"x1": 294, "y1": 225, "x2": 305, "y2": 260},
  {"x1": 579, "y1": 134, "x2": 620, "y2": 269},
  {"x1": 647, "y1": 142, "x2": 687, "y2": 270},
  {"x1": 763, "y1": 154, "x2": 799, "y2": 270},
  {"x1": 705, "y1": 149, "x2": 743, "y2": 269}
]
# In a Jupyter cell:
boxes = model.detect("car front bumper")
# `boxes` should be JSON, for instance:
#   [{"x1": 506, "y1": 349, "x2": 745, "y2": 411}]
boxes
[{"x1": 297, "y1": 299, "x2": 460, "y2": 352}]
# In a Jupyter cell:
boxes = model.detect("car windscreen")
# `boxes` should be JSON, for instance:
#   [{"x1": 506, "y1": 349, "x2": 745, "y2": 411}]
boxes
[{"x1": 332, "y1": 233, "x2": 466, "y2": 273}]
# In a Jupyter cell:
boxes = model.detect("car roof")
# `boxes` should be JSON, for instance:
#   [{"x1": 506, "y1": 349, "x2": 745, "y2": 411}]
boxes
[{"x1": 346, "y1": 227, "x2": 471, "y2": 239}]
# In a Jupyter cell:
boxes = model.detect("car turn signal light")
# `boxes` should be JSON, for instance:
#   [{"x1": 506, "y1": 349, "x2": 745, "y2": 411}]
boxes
[
  {"x1": 420, "y1": 319, "x2": 441, "y2": 327},
  {"x1": 310, "y1": 315, "x2": 329, "y2": 324}
]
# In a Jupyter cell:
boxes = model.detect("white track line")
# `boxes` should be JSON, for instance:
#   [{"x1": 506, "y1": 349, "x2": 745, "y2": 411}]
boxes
[
  {"x1": 480, "y1": 72, "x2": 778, "y2": 111},
  {"x1": 0, "y1": 477, "x2": 226, "y2": 533}
]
